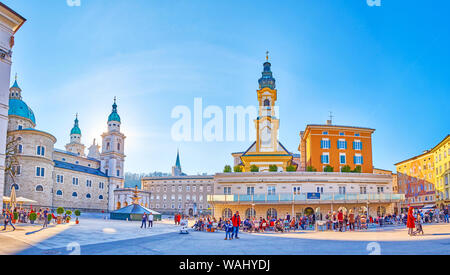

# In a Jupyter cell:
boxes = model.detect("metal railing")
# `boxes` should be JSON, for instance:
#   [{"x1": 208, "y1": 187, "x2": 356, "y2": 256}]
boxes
[{"x1": 208, "y1": 193, "x2": 405, "y2": 203}]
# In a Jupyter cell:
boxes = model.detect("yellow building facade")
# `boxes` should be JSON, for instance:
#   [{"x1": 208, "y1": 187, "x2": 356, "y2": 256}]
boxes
[
  {"x1": 395, "y1": 150, "x2": 436, "y2": 209},
  {"x1": 431, "y1": 135, "x2": 450, "y2": 206}
]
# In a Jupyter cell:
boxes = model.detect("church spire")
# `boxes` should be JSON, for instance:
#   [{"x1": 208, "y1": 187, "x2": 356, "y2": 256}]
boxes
[
  {"x1": 172, "y1": 149, "x2": 183, "y2": 176},
  {"x1": 175, "y1": 149, "x2": 181, "y2": 169},
  {"x1": 108, "y1": 97, "x2": 121, "y2": 123},
  {"x1": 258, "y1": 53, "x2": 276, "y2": 90},
  {"x1": 9, "y1": 73, "x2": 22, "y2": 99}
]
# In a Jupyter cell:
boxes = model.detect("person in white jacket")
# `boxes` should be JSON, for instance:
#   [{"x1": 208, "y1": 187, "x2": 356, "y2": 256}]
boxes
[{"x1": 148, "y1": 212, "x2": 154, "y2": 228}]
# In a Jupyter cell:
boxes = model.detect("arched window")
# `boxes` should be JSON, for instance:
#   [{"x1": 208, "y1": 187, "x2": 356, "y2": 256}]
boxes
[
  {"x1": 72, "y1": 192, "x2": 78, "y2": 197},
  {"x1": 117, "y1": 143, "x2": 120, "y2": 151},
  {"x1": 99, "y1": 195, "x2": 104, "y2": 200},
  {"x1": 264, "y1": 99, "x2": 270, "y2": 107},
  {"x1": 35, "y1": 185, "x2": 44, "y2": 192},
  {"x1": 106, "y1": 142, "x2": 110, "y2": 150},
  {"x1": 222, "y1": 208, "x2": 232, "y2": 219},
  {"x1": 11, "y1": 184, "x2": 19, "y2": 191},
  {"x1": 56, "y1": 190, "x2": 63, "y2": 196},
  {"x1": 245, "y1": 208, "x2": 256, "y2": 219},
  {"x1": 266, "y1": 208, "x2": 277, "y2": 219}
]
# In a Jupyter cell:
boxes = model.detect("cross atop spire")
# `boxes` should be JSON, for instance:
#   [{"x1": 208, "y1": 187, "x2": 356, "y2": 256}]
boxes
[{"x1": 266, "y1": 51, "x2": 269, "y2": 61}]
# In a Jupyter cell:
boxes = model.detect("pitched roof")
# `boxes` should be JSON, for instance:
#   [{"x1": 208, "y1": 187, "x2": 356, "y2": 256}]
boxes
[{"x1": 54, "y1": 160, "x2": 106, "y2": 177}]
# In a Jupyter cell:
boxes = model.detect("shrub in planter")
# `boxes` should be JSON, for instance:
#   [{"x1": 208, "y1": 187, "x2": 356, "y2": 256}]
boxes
[
  {"x1": 223, "y1": 165, "x2": 232, "y2": 173},
  {"x1": 13, "y1": 212, "x2": 18, "y2": 223},
  {"x1": 341, "y1": 165, "x2": 352, "y2": 173},
  {"x1": 56, "y1": 207, "x2": 65, "y2": 216},
  {"x1": 250, "y1": 165, "x2": 259, "y2": 172},
  {"x1": 352, "y1": 165, "x2": 362, "y2": 173},
  {"x1": 65, "y1": 210, "x2": 72, "y2": 223},
  {"x1": 286, "y1": 165, "x2": 296, "y2": 172},
  {"x1": 74, "y1": 210, "x2": 81, "y2": 224},
  {"x1": 56, "y1": 207, "x2": 65, "y2": 224},
  {"x1": 269, "y1": 165, "x2": 278, "y2": 172},
  {"x1": 306, "y1": 166, "x2": 317, "y2": 172},
  {"x1": 324, "y1": 165, "x2": 334, "y2": 172},
  {"x1": 29, "y1": 212, "x2": 37, "y2": 224},
  {"x1": 47, "y1": 213, "x2": 52, "y2": 223},
  {"x1": 233, "y1": 165, "x2": 243, "y2": 172}
]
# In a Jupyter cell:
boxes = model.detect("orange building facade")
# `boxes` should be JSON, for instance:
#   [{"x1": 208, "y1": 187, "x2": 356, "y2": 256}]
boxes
[{"x1": 299, "y1": 124, "x2": 375, "y2": 173}]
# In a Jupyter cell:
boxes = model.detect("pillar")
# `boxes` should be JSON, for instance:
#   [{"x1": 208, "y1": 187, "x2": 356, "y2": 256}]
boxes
[{"x1": 0, "y1": 4, "x2": 26, "y2": 213}]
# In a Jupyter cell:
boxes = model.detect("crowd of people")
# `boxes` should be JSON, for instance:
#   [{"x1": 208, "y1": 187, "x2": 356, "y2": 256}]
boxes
[
  {"x1": 188, "y1": 206, "x2": 450, "y2": 239},
  {"x1": 1, "y1": 207, "x2": 74, "y2": 230}
]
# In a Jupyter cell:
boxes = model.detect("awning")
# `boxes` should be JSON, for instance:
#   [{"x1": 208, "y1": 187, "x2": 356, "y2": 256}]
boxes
[{"x1": 3, "y1": 196, "x2": 37, "y2": 204}]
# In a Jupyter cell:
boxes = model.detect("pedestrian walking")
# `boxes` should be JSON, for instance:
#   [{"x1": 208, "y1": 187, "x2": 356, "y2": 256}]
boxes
[
  {"x1": 2, "y1": 211, "x2": 15, "y2": 231},
  {"x1": 407, "y1": 207, "x2": 415, "y2": 236},
  {"x1": 231, "y1": 211, "x2": 241, "y2": 239},
  {"x1": 42, "y1": 208, "x2": 49, "y2": 228},
  {"x1": 148, "y1": 212, "x2": 154, "y2": 228},
  {"x1": 224, "y1": 220, "x2": 233, "y2": 240},
  {"x1": 141, "y1": 213, "x2": 147, "y2": 228}
]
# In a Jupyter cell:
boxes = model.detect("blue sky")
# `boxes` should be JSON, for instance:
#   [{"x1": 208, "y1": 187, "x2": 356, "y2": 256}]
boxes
[{"x1": 4, "y1": 0, "x2": 449, "y2": 175}]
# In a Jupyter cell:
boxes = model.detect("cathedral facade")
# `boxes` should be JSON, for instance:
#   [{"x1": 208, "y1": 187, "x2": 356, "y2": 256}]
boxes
[{"x1": 3, "y1": 78, "x2": 125, "y2": 212}]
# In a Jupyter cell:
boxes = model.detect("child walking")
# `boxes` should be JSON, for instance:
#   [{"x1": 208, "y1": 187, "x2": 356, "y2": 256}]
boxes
[{"x1": 224, "y1": 220, "x2": 233, "y2": 240}]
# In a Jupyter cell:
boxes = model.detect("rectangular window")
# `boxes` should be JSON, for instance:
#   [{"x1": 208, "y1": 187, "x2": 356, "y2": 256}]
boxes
[
  {"x1": 353, "y1": 140, "x2": 362, "y2": 150},
  {"x1": 316, "y1": 186, "x2": 324, "y2": 194},
  {"x1": 321, "y1": 139, "x2": 330, "y2": 149},
  {"x1": 247, "y1": 186, "x2": 255, "y2": 195},
  {"x1": 340, "y1": 153, "x2": 346, "y2": 164},
  {"x1": 268, "y1": 186, "x2": 276, "y2": 195},
  {"x1": 360, "y1": 186, "x2": 367, "y2": 194},
  {"x1": 224, "y1": 187, "x2": 231, "y2": 195},
  {"x1": 339, "y1": 186, "x2": 346, "y2": 194},
  {"x1": 337, "y1": 139, "x2": 347, "y2": 149},
  {"x1": 321, "y1": 153, "x2": 330, "y2": 164},
  {"x1": 354, "y1": 155, "x2": 363, "y2": 165},
  {"x1": 377, "y1": 187, "x2": 384, "y2": 194},
  {"x1": 35, "y1": 167, "x2": 45, "y2": 177},
  {"x1": 293, "y1": 186, "x2": 301, "y2": 195}
]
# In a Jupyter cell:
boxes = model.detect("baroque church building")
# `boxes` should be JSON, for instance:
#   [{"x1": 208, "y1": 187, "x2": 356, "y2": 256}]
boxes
[{"x1": 4, "y1": 77, "x2": 125, "y2": 211}]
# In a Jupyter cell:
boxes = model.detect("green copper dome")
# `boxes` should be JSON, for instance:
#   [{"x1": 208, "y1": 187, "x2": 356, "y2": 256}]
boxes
[
  {"x1": 108, "y1": 98, "x2": 121, "y2": 123},
  {"x1": 9, "y1": 98, "x2": 36, "y2": 124},
  {"x1": 70, "y1": 115, "x2": 81, "y2": 135}
]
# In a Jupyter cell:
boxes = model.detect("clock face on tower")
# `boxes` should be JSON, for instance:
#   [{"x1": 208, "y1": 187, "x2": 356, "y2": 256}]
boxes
[{"x1": 260, "y1": 125, "x2": 272, "y2": 151}]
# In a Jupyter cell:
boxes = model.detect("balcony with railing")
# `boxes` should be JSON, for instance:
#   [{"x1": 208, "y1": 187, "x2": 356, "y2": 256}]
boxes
[{"x1": 208, "y1": 193, "x2": 405, "y2": 204}]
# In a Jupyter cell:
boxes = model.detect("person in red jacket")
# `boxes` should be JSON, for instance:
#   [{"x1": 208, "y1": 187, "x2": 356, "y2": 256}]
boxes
[
  {"x1": 231, "y1": 211, "x2": 241, "y2": 239},
  {"x1": 337, "y1": 210, "x2": 344, "y2": 232},
  {"x1": 407, "y1": 206, "x2": 416, "y2": 236}
]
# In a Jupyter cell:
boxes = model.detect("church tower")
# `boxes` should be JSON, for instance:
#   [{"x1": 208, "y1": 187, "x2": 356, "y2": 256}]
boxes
[
  {"x1": 240, "y1": 54, "x2": 293, "y2": 172},
  {"x1": 172, "y1": 149, "x2": 183, "y2": 176},
  {"x1": 100, "y1": 98, "x2": 126, "y2": 211},
  {"x1": 65, "y1": 114, "x2": 85, "y2": 156}
]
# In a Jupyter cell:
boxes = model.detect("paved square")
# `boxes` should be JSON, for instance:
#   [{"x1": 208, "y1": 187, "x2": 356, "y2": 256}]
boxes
[{"x1": 1, "y1": 214, "x2": 449, "y2": 255}]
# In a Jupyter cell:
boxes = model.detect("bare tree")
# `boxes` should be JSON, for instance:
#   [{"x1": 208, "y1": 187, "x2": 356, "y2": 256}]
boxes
[{"x1": 5, "y1": 136, "x2": 20, "y2": 187}]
